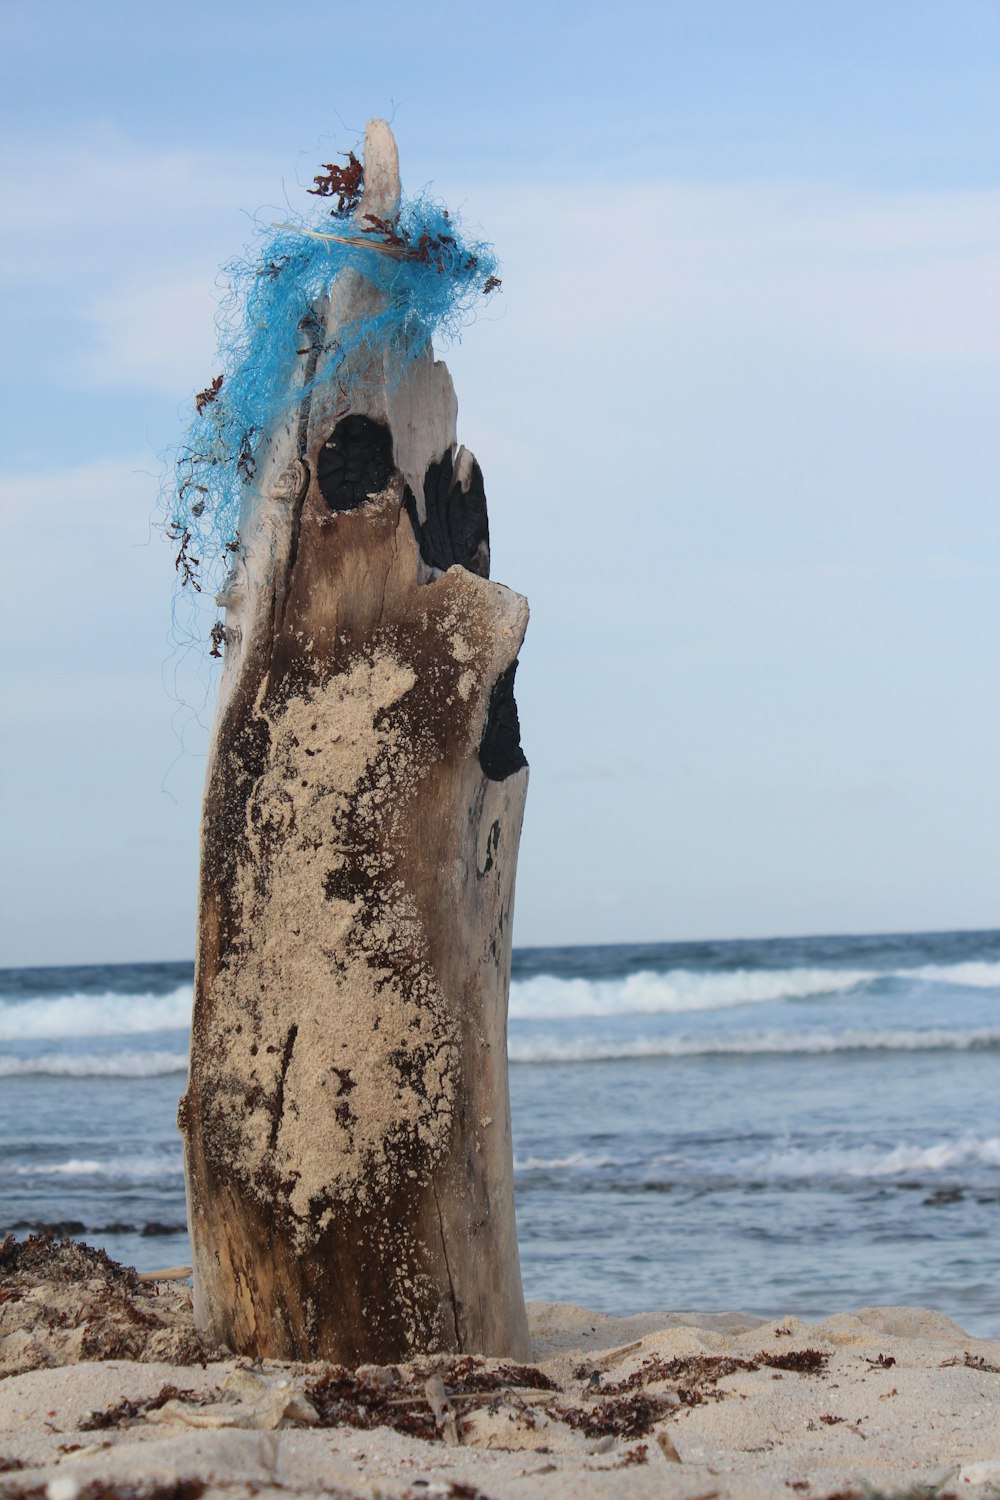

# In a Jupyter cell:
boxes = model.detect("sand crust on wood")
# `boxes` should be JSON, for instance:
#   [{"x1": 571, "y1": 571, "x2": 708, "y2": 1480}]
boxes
[{"x1": 200, "y1": 649, "x2": 459, "y2": 1242}]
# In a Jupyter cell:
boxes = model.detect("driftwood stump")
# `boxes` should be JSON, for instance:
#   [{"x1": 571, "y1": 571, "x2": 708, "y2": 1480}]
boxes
[{"x1": 179, "y1": 121, "x2": 530, "y2": 1363}]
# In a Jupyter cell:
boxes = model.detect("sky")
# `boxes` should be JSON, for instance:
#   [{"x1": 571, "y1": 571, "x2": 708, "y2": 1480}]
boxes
[{"x1": 0, "y1": 0, "x2": 998, "y2": 964}]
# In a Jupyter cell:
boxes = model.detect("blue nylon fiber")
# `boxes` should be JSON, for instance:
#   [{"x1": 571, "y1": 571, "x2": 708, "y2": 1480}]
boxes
[{"x1": 171, "y1": 186, "x2": 499, "y2": 600}]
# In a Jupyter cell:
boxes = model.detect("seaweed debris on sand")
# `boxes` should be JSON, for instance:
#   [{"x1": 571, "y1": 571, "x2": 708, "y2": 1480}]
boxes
[
  {"x1": 1, "y1": 1260, "x2": 999, "y2": 1497},
  {"x1": 0, "y1": 1236, "x2": 217, "y2": 1376}
]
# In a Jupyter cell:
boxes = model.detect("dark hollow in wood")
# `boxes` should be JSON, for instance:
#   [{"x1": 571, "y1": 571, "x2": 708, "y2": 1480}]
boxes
[{"x1": 317, "y1": 414, "x2": 395, "y2": 511}]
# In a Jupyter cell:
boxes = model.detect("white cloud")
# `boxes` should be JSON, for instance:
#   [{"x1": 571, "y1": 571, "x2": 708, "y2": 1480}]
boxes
[
  {"x1": 477, "y1": 180, "x2": 1000, "y2": 361},
  {"x1": 0, "y1": 127, "x2": 280, "y2": 274},
  {"x1": 0, "y1": 457, "x2": 171, "y2": 654},
  {"x1": 5, "y1": 132, "x2": 998, "y2": 403},
  {"x1": 81, "y1": 270, "x2": 220, "y2": 393},
  {"x1": 0, "y1": 129, "x2": 282, "y2": 397}
]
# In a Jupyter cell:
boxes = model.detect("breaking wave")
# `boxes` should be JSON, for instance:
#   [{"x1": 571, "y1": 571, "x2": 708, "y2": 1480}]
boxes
[
  {"x1": 513, "y1": 1134, "x2": 1000, "y2": 1182},
  {"x1": 508, "y1": 960, "x2": 999, "y2": 1020},
  {"x1": 507, "y1": 1026, "x2": 1000, "y2": 1064},
  {"x1": 744, "y1": 1134, "x2": 1000, "y2": 1180},
  {"x1": 0, "y1": 960, "x2": 994, "y2": 1042},
  {"x1": 508, "y1": 966, "x2": 871, "y2": 1019},
  {"x1": 0, "y1": 1051, "x2": 188, "y2": 1078},
  {"x1": 900, "y1": 961, "x2": 1000, "y2": 988},
  {"x1": 0, "y1": 988, "x2": 192, "y2": 1041},
  {"x1": 12, "y1": 1154, "x2": 184, "y2": 1181}
]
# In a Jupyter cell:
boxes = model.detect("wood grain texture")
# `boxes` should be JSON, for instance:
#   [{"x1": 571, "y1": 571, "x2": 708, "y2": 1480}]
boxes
[{"x1": 179, "y1": 122, "x2": 530, "y2": 1364}]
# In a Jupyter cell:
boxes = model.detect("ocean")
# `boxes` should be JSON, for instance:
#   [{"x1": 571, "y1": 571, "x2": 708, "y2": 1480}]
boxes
[{"x1": 1, "y1": 929, "x2": 997, "y2": 1336}]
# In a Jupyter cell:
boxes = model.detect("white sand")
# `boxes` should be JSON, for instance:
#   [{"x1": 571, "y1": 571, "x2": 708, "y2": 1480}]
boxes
[{"x1": 1, "y1": 1293, "x2": 999, "y2": 1498}]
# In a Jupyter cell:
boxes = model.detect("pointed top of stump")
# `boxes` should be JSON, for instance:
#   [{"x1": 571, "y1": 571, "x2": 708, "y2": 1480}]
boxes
[{"x1": 359, "y1": 119, "x2": 401, "y2": 221}]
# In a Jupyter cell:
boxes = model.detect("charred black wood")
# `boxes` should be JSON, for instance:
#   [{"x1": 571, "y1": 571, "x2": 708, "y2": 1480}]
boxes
[
  {"x1": 404, "y1": 451, "x2": 490, "y2": 578},
  {"x1": 479, "y1": 660, "x2": 527, "y2": 782},
  {"x1": 317, "y1": 415, "x2": 395, "y2": 511}
]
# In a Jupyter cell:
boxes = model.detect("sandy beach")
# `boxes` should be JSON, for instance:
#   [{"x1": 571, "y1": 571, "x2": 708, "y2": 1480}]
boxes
[{"x1": 2, "y1": 1240, "x2": 998, "y2": 1499}]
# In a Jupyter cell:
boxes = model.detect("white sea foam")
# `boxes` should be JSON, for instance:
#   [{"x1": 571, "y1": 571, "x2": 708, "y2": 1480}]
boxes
[
  {"x1": 746, "y1": 1134, "x2": 1000, "y2": 1180},
  {"x1": 0, "y1": 959, "x2": 992, "y2": 1041},
  {"x1": 13, "y1": 1154, "x2": 184, "y2": 1180},
  {"x1": 513, "y1": 1135, "x2": 1000, "y2": 1181},
  {"x1": 509, "y1": 958, "x2": 1000, "y2": 1020},
  {"x1": 0, "y1": 1051, "x2": 189, "y2": 1079},
  {"x1": 507, "y1": 1026, "x2": 1000, "y2": 1064},
  {"x1": 514, "y1": 1151, "x2": 619, "y2": 1173},
  {"x1": 0, "y1": 987, "x2": 192, "y2": 1041},
  {"x1": 508, "y1": 966, "x2": 873, "y2": 1019},
  {"x1": 901, "y1": 961, "x2": 1000, "y2": 989}
]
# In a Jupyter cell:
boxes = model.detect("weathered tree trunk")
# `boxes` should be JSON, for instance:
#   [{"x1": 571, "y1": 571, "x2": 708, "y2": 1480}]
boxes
[{"x1": 179, "y1": 122, "x2": 531, "y2": 1363}]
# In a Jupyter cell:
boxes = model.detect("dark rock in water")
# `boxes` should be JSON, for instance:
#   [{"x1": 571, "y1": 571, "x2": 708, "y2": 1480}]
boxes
[
  {"x1": 922, "y1": 1187, "x2": 964, "y2": 1207},
  {"x1": 141, "y1": 1222, "x2": 187, "y2": 1237},
  {"x1": 94, "y1": 1222, "x2": 137, "y2": 1234},
  {"x1": 9, "y1": 1219, "x2": 87, "y2": 1237}
]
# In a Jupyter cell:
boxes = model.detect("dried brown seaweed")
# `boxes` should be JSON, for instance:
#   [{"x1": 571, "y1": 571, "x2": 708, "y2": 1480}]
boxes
[
  {"x1": 0, "y1": 1234, "x2": 139, "y2": 1293},
  {"x1": 602, "y1": 1352, "x2": 759, "y2": 1397},
  {"x1": 80, "y1": 1384, "x2": 220, "y2": 1431},
  {"x1": 305, "y1": 1367, "x2": 440, "y2": 1441},
  {"x1": 759, "y1": 1348, "x2": 829, "y2": 1374},
  {"x1": 558, "y1": 1392, "x2": 673, "y2": 1439},
  {"x1": 1, "y1": 1484, "x2": 206, "y2": 1500},
  {"x1": 416, "y1": 1357, "x2": 560, "y2": 1395},
  {"x1": 940, "y1": 1351, "x2": 1000, "y2": 1373},
  {"x1": 0, "y1": 1234, "x2": 213, "y2": 1374},
  {"x1": 308, "y1": 151, "x2": 364, "y2": 214}
]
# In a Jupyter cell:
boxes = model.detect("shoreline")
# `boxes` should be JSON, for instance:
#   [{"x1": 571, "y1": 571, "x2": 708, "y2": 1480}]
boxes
[
  {"x1": 5, "y1": 936, "x2": 997, "y2": 1348},
  {"x1": 2, "y1": 1243, "x2": 998, "y2": 1498}
]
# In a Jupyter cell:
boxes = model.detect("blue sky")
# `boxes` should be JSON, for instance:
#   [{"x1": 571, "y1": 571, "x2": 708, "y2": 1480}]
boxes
[{"x1": 1, "y1": 0, "x2": 997, "y2": 963}]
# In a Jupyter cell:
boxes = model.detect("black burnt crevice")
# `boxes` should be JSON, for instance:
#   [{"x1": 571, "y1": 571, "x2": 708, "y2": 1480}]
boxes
[
  {"x1": 404, "y1": 450, "x2": 490, "y2": 577},
  {"x1": 295, "y1": 309, "x2": 325, "y2": 457},
  {"x1": 269, "y1": 1023, "x2": 299, "y2": 1150},
  {"x1": 317, "y1": 414, "x2": 395, "y2": 511},
  {"x1": 479, "y1": 660, "x2": 527, "y2": 781},
  {"x1": 478, "y1": 820, "x2": 500, "y2": 878}
]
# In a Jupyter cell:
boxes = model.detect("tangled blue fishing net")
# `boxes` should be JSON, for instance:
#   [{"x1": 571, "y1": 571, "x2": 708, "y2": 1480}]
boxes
[{"x1": 168, "y1": 150, "x2": 500, "y2": 615}]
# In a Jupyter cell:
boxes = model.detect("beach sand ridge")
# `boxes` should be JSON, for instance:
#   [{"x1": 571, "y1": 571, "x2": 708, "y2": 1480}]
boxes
[{"x1": 1, "y1": 1247, "x2": 998, "y2": 1499}]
